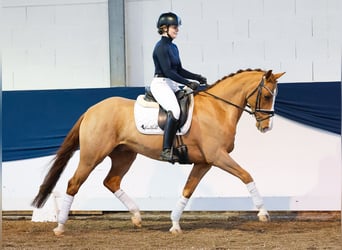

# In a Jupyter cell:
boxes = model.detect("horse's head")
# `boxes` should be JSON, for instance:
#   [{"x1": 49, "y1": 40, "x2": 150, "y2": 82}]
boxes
[{"x1": 246, "y1": 70, "x2": 285, "y2": 133}]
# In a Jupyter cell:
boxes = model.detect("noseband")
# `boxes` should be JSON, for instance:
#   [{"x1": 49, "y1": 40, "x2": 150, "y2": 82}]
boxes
[{"x1": 200, "y1": 74, "x2": 276, "y2": 122}]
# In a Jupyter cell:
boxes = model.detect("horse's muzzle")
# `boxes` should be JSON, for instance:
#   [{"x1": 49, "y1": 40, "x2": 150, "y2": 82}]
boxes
[{"x1": 257, "y1": 117, "x2": 273, "y2": 133}]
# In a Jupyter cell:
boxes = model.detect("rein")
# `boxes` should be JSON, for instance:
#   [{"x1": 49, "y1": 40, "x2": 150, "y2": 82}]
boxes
[
  {"x1": 197, "y1": 75, "x2": 276, "y2": 121},
  {"x1": 198, "y1": 90, "x2": 254, "y2": 115}
]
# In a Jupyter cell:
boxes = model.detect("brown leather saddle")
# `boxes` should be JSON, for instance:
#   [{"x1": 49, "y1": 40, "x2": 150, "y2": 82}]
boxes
[
  {"x1": 144, "y1": 88, "x2": 191, "y2": 130},
  {"x1": 144, "y1": 88, "x2": 191, "y2": 164}
]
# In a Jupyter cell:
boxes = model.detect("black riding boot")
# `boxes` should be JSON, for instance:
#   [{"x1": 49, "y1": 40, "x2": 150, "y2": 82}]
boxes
[{"x1": 160, "y1": 111, "x2": 179, "y2": 162}]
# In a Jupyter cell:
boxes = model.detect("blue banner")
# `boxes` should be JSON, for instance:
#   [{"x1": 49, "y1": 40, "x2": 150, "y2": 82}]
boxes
[{"x1": 3, "y1": 83, "x2": 340, "y2": 161}]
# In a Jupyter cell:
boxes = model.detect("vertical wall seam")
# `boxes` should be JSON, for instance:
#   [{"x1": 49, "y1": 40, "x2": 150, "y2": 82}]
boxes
[
  {"x1": 311, "y1": 61, "x2": 314, "y2": 81},
  {"x1": 201, "y1": 1, "x2": 203, "y2": 20},
  {"x1": 25, "y1": 7, "x2": 28, "y2": 23},
  {"x1": 248, "y1": 19, "x2": 250, "y2": 39}
]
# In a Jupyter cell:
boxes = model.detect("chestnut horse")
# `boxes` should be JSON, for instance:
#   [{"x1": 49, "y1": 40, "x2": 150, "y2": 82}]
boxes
[{"x1": 32, "y1": 69, "x2": 285, "y2": 235}]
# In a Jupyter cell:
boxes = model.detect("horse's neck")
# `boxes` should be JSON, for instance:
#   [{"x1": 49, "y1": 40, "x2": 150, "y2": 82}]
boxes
[
  {"x1": 208, "y1": 74, "x2": 257, "y2": 107},
  {"x1": 203, "y1": 73, "x2": 261, "y2": 123}
]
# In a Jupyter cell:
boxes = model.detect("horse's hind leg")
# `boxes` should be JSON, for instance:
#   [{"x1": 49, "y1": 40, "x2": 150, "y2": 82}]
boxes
[
  {"x1": 170, "y1": 163, "x2": 211, "y2": 234},
  {"x1": 53, "y1": 156, "x2": 104, "y2": 236},
  {"x1": 104, "y1": 149, "x2": 142, "y2": 227}
]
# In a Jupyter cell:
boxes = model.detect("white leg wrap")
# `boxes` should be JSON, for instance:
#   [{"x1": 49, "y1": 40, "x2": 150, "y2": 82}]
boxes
[
  {"x1": 114, "y1": 189, "x2": 140, "y2": 213},
  {"x1": 171, "y1": 196, "x2": 189, "y2": 222},
  {"x1": 246, "y1": 181, "x2": 264, "y2": 210},
  {"x1": 57, "y1": 193, "x2": 74, "y2": 224}
]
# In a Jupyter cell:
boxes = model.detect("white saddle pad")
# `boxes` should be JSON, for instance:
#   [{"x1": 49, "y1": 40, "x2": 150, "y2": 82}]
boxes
[{"x1": 134, "y1": 94, "x2": 194, "y2": 135}]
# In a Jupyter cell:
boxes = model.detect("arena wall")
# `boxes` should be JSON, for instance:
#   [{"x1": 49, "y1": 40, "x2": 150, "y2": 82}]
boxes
[
  {"x1": 1, "y1": 0, "x2": 341, "y2": 212},
  {"x1": 2, "y1": 0, "x2": 110, "y2": 90},
  {"x1": 125, "y1": 0, "x2": 341, "y2": 85},
  {"x1": 2, "y1": 0, "x2": 341, "y2": 89}
]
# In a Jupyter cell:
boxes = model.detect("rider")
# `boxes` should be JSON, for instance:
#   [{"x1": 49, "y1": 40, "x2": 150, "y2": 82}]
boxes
[{"x1": 150, "y1": 12, "x2": 207, "y2": 162}]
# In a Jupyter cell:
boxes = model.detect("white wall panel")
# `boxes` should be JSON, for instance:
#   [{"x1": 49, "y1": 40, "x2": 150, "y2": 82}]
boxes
[
  {"x1": 27, "y1": 6, "x2": 55, "y2": 26},
  {"x1": 125, "y1": 0, "x2": 341, "y2": 85},
  {"x1": 249, "y1": 17, "x2": 278, "y2": 40},
  {"x1": 1, "y1": 6, "x2": 26, "y2": 26},
  {"x1": 2, "y1": 0, "x2": 110, "y2": 90},
  {"x1": 218, "y1": 18, "x2": 248, "y2": 40},
  {"x1": 202, "y1": 0, "x2": 234, "y2": 20},
  {"x1": 264, "y1": 0, "x2": 296, "y2": 17},
  {"x1": 265, "y1": 39, "x2": 296, "y2": 61},
  {"x1": 232, "y1": 0, "x2": 264, "y2": 17},
  {"x1": 202, "y1": 62, "x2": 220, "y2": 84},
  {"x1": 2, "y1": 0, "x2": 106, "y2": 6},
  {"x1": 328, "y1": 40, "x2": 342, "y2": 60},
  {"x1": 181, "y1": 18, "x2": 218, "y2": 43},
  {"x1": 233, "y1": 40, "x2": 265, "y2": 60},
  {"x1": 296, "y1": 39, "x2": 328, "y2": 61},
  {"x1": 285, "y1": 17, "x2": 313, "y2": 39},
  {"x1": 295, "y1": 0, "x2": 327, "y2": 16},
  {"x1": 177, "y1": 42, "x2": 202, "y2": 66},
  {"x1": 202, "y1": 41, "x2": 233, "y2": 64},
  {"x1": 171, "y1": 0, "x2": 202, "y2": 20},
  {"x1": 313, "y1": 58, "x2": 342, "y2": 81},
  {"x1": 327, "y1": 0, "x2": 341, "y2": 15},
  {"x1": 279, "y1": 60, "x2": 313, "y2": 82},
  {"x1": 2, "y1": 0, "x2": 341, "y2": 89}
]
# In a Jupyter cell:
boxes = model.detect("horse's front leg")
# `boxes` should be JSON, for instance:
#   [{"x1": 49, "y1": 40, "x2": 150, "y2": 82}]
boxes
[
  {"x1": 170, "y1": 163, "x2": 211, "y2": 234},
  {"x1": 214, "y1": 149, "x2": 270, "y2": 222}
]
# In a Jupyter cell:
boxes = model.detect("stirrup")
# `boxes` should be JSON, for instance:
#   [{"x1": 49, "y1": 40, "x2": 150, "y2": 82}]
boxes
[{"x1": 160, "y1": 149, "x2": 179, "y2": 163}]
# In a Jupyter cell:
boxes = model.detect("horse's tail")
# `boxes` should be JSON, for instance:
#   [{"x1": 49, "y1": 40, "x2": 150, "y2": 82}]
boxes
[{"x1": 31, "y1": 114, "x2": 84, "y2": 208}]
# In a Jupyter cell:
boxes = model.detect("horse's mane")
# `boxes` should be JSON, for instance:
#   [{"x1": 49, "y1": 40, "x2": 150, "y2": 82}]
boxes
[{"x1": 204, "y1": 68, "x2": 265, "y2": 91}]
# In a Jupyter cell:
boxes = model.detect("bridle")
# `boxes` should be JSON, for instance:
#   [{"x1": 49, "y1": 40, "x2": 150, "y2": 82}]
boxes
[
  {"x1": 198, "y1": 75, "x2": 277, "y2": 122},
  {"x1": 245, "y1": 76, "x2": 277, "y2": 122}
]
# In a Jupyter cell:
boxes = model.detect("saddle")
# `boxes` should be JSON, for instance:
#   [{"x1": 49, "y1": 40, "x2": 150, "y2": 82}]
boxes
[
  {"x1": 143, "y1": 88, "x2": 191, "y2": 164},
  {"x1": 144, "y1": 89, "x2": 191, "y2": 130}
]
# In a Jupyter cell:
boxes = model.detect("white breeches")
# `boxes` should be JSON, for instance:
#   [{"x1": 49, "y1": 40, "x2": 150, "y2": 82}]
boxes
[{"x1": 150, "y1": 77, "x2": 181, "y2": 120}]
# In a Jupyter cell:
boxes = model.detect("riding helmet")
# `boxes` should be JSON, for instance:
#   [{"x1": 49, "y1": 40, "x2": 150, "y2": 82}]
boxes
[{"x1": 156, "y1": 12, "x2": 182, "y2": 28}]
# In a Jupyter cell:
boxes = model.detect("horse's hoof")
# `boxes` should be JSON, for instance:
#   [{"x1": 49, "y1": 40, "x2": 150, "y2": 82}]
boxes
[
  {"x1": 131, "y1": 216, "x2": 142, "y2": 228},
  {"x1": 257, "y1": 209, "x2": 271, "y2": 222},
  {"x1": 53, "y1": 224, "x2": 65, "y2": 236},
  {"x1": 258, "y1": 213, "x2": 271, "y2": 222},
  {"x1": 169, "y1": 226, "x2": 182, "y2": 234}
]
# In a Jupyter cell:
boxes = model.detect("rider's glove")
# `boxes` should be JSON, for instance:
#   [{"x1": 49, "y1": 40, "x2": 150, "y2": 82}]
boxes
[
  {"x1": 198, "y1": 75, "x2": 207, "y2": 86},
  {"x1": 186, "y1": 81, "x2": 200, "y2": 90}
]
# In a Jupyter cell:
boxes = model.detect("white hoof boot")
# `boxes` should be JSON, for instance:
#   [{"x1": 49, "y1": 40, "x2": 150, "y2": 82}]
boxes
[
  {"x1": 169, "y1": 222, "x2": 182, "y2": 234},
  {"x1": 258, "y1": 209, "x2": 271, "y2": 222},
  {"x1": 131, "y1": 212, "x2": 142, "y2": 228},
  {"x1": 53, "y1": 223, "x2": 65, "y2": 236}
]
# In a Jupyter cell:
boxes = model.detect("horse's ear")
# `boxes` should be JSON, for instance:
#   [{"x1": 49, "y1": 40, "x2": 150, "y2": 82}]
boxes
[
  {"x1": 274, "y1": 72, "x2": 286, "y2": 80},
  {"x1": 264, "y1": 70, "x2": 273, "y2": 80}
]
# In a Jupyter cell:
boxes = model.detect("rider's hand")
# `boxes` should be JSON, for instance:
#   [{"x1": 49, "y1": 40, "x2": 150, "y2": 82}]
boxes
[
  {"x1": 187, "y1": 81, "x2": 200, "y2": 90},
  {"x1": 198, "y1": 75, "x2": 207, "y2": 86}
]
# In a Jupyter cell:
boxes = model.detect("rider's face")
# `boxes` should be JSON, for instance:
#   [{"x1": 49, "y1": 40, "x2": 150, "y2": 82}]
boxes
[{"x1": 167, "y1": 25, "x2": 179, "y2": 39}]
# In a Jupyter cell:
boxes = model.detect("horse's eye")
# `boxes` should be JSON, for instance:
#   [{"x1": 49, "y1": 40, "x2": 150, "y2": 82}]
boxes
[{"x1": 264, "y1": 95, "x2": 272, "y2": 100}]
